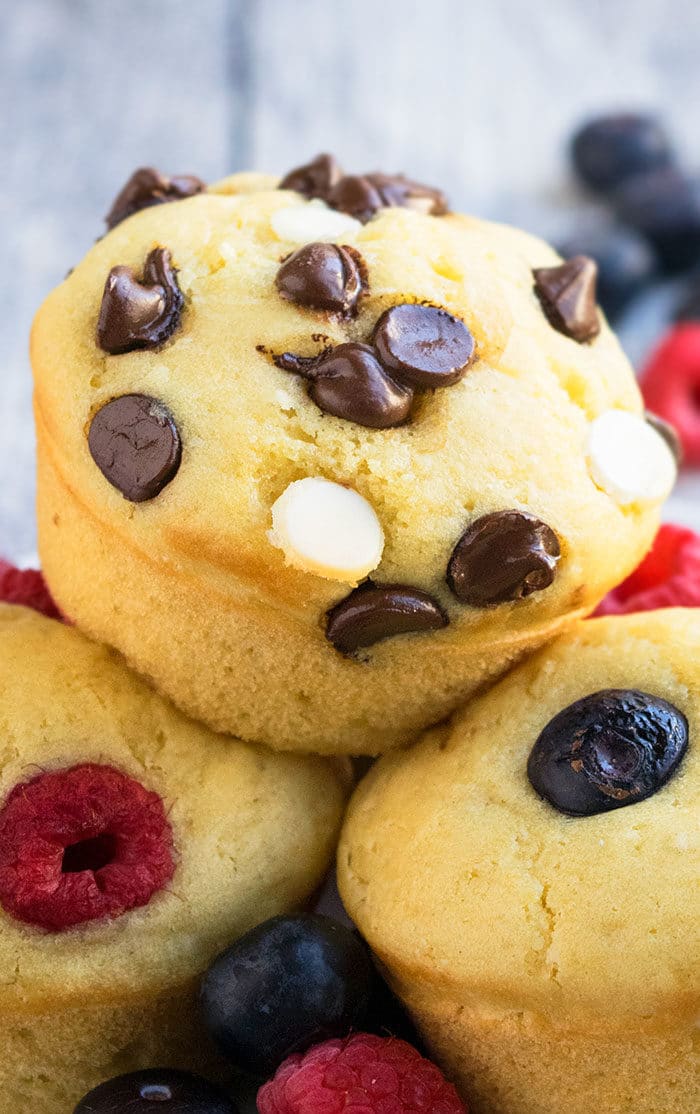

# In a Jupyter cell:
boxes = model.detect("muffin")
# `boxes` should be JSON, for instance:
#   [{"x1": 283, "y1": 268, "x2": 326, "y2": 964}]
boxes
[
  {"x1": 33, "y1": 155, "x2": 676, "y2": 755},
  {"x1": 0, "y1": 603, "x2": 346, "y2": 1113},
  {"x1": 339, "y1": 609, "x2": 699, "y2": 1114}
]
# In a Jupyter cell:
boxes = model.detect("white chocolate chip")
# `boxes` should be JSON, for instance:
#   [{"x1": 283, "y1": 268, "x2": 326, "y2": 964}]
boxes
[
  {"x1": 268, "y1": 477, "x2": 384, "y2": 583},
  {"x1": 586, "y1": 410, "x2": 677, "y2": 507},
  {"x1": 270, "y1": 201, "x2": 361, "y2": 243}
]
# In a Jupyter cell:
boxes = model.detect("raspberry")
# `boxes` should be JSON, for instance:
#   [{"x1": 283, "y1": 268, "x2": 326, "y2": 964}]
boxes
[
  {"x1": 0, "y1": 559, "x2": 62, "y2": 620},
  {"x1": 595, "y1": 523, "x2": 700, "y2": 616},
  {"x1": 256, "y1": 1033, "x2": 467, "y2": 1114},
  {"x1": 641, "y1": 322, "x2": 700, "y2": 465},
  {"x1": 0, "y1": 764, "x2": 175, "y2": 931}
]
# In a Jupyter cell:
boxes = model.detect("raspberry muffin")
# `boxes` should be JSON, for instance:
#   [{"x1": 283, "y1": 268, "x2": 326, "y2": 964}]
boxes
[
  {"x1": 33, "y1": 156, "x2": 675, "y2": 754},
  {"x1": 0, "y1": 603, "x2": 346, "y2": 1113},
  {"x1": 339, "y1": 609, "x2": 699, "y2": 1114}
]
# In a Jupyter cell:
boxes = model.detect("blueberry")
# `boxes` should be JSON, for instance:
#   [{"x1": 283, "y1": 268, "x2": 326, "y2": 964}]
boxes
[
  {"x1": 73, "y1": 1069, "x2": 237, "y2": 1113},
  {"x1": 571, "y1": 113, "x2": 673, "y2": 193},
  {"x1": 310, "y1": 873, "x2": 420, "y2": 1044},
  {"x1": 614, "y1": 169, "x2": 700, "y2": 273},
  {"x1": 559, "y1": 224, "x2": 657, "y2": 321},
  {"x1": 675, "y1": 275, "x2": 700, "y2": 322},
  {"x1": 200, "y1": 914, "x2": 376, "y2": 1076},
  {"x1": 528, "y1": 689, "x2": 688, "y2": 817}
]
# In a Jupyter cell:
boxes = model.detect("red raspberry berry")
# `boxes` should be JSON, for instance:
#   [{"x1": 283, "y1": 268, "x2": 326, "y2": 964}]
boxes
[
  {"x1": 641, "y1": 322, "x2": 700, "y2": 465},
  {"x1": 596, "y1": 523, "x2": 700, "y2": 616},
  {"x1": 257, "y1": 1032, "x2": 467, "y2": 1114},
  {"x1": 0, "y1": 764, "x2": 175, "y2": 931},
  {"x1": 0, "y1": 559, "x2": 62, "y2": 620}
]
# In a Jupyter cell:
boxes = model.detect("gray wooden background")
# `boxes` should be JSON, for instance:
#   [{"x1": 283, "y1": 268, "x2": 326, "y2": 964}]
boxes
[{"x1": 4, "y1": 0, "x2": 700, "y2": 561}]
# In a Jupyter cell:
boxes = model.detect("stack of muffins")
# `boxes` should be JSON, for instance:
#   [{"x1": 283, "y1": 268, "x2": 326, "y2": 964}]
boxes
[{"x1": 1, "y1": 153, "x2": 694, "y2": 1112}]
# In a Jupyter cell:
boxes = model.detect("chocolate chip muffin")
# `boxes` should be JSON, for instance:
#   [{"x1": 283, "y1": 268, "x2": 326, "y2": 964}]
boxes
[
  {"x1": 0, "y1": 603, "x2": 346, "y2": 1113},
  {"x1": 339, "y1": 609, "x2": 700, "y2": 1114},
  {"x1": 33, "y1": 156, "x2": 675, "y2": 755}
]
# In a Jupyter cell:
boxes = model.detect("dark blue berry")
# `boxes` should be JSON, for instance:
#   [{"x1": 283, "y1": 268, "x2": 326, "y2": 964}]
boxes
[
  {"x1": 614, "y1": 169, "x2": 700, "y2": 273},
  {"x1": 572, "y1": 113, "x2": 673, "y2": 193},
  {"x1": 311, "y1": 872, "x2": 423, "y2": 1047},
  {"x1": 528, "y1": 689, "x2": 688, "y2": 817},
  {"x1": 675, "y1": 275, "x2": 700, "y2": 322},
  {"x1": 200, "y1": 914, "x2": 375, "y2": 1076},
  {"x1": 559, "y1": 224, "x2": 657, "y2": 321},
  {"x1": 73, "y1": 1069, "x2": 237, "y2": 1113}
]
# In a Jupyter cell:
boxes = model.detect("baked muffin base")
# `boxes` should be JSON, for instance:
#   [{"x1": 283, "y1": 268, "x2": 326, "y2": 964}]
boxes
[
  {"x1": 36, "y1": 421, "x2": 593, "y2": 756},
  {"x1": 4, "y1": 983, "x2": 225, "y2": 1114},
  {"x1": 386, "y1": 978, "x2": 697, "y2": 1114}
]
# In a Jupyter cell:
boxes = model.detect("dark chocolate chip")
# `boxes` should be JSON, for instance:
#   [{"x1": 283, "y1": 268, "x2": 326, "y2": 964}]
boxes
[
  {"x1": 328, "y1": 173, "x2": 448, "y2": 223},
  {"x1": 372, "y1": 304, "x2": 475, "y2": 388},
  {"x1": 275, "y1": 343, "x2": 414, "y2": 429},
  {"x1": 279, "y1": 155, "x2": 448, "y2": 222},
  {"x1": 326, "y1": 176, "x2": 384, "y2": 224},
  {"x1": 279, "y1": 154, "x2": 344, "y2": 200},
  {"x1": 97, "y1": 247, "x2": 184, "y2": 355},
  {"x1": 527, "y1": 689, "x2": 688, "y2": 816},
  {"x1": 326, "y1": 582, "x2": 448, "y2": 653},
  {"x1": 645, "y1": 410, "x2": 683, "y2": 465},
  {"x1": 447, "y1": 511, "x2": 561, "y2": 607},
  {"x1": 105, "y1": 167, "x2": 205, "y2": 230},
  {"x1": 274, "y1": 351, "x2": 329, "y2": 376},
  {"x1": 276, "y1": 243, "x2": 364, "y2": 314},
  {"x1": 557, "y1": 224, "x2": 657, "y2": 322},
  {"x1": 533, "y1": 256, "x2": 601, "y2": 343},
  {"x1": 309, "y1": 347, "x2": 413, "y2": 428},
  {"x1": 88, "y1": 394, "x2": 182, "y2": 502}
]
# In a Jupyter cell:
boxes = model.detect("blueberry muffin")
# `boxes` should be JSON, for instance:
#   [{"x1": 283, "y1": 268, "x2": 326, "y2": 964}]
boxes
[
  {"x1": 339, "y1": 609, "x2": 699, "y2": 1114},
  {"x1": 0, "y1": 603, "x2": 346, "y2": 1113},
  {"x1": 33, "y1": 156, "x2": 675, "y2": 755}
]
